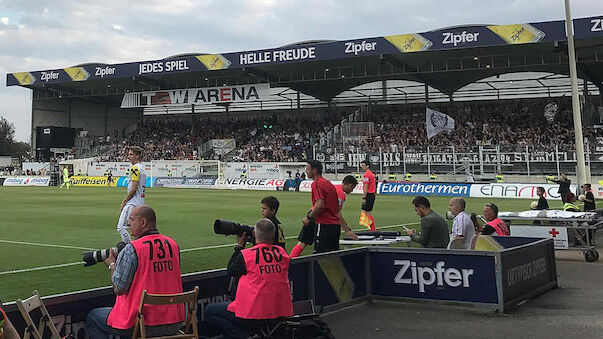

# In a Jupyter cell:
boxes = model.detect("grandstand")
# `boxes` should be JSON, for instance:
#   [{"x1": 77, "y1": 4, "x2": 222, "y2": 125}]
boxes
[
  {"x1": 5, "y1": 15, "x2": 603, "y2": 182},
  {"x1": 3, "y1": 13, "x2": 603, "y2": 339}
]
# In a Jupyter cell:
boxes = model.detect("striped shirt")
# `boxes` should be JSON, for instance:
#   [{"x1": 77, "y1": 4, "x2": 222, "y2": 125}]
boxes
[{"x1": 451, "y1": 211, "x2": 475, "y2": 249}]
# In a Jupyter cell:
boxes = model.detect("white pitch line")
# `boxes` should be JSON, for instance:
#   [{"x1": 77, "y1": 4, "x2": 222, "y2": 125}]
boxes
[
  {"x1": 0, "y1": 221, "x2": 421, "y2": 275},
  {"x1": 0, "y1": 262, "x2": 83, "y2": 275},
  {"x1": 0, "y1": 239, "x2": 94, "y2": 251}
]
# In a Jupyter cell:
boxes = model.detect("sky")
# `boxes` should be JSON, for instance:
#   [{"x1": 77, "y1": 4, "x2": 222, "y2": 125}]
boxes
[{"x1": 0, "y1": 0, "x2": 601, "y2": 142}]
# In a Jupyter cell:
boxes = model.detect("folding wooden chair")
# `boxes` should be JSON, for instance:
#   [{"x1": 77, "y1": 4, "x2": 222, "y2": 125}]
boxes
[
  {"x1": 15, "y1": 290, "x2": 61, "y2": 339},
  {"x1": 131, "y1": 286, "x2": 199, "y2": 339}
]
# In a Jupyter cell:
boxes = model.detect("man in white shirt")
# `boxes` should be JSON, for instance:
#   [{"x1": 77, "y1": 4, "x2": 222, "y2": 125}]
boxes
[
  {"x1": 116, "y1": 146, "x2": 147, "y2": 243},
  {"x1": 448, "y1": 197, "x2": 475, "y2": 249}
]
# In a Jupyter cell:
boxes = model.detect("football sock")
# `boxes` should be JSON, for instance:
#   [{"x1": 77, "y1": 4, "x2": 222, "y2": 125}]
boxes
[{"x1": 290, "y1": 244, "x2": 304, "y2": 258}]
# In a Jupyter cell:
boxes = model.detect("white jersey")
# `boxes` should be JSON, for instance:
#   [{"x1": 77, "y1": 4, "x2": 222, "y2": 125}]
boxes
[{"x1": 126, "y1": 163, "x2": 146, "y2": 206}]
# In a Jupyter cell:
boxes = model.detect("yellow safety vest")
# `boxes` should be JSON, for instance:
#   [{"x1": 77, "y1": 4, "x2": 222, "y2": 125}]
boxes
[
  {"x1": 388, "y1": 174, "x2": 396, "y2": 180},
  {"x1": 495, "y1": 174, "x2": 504, "y2": 183},
  {"x1": 405, "y1": 173, "x2": 412, "y2": 181}
]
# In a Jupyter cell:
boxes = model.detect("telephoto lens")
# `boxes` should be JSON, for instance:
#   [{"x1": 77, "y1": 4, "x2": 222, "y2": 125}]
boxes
[{"x1": 82, "y1": 242, "x2": 126, "y2": 267}]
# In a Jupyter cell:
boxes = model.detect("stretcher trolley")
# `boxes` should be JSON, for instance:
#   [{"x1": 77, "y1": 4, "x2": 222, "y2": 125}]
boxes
[{"x1": 498, "y1": 210, "x2": 603, "y2": 262}]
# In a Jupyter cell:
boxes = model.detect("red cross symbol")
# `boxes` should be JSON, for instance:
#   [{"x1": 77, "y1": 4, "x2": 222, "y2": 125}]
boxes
[{"x1": 549, "y1": 228, "x2": 560, "y2": 237}]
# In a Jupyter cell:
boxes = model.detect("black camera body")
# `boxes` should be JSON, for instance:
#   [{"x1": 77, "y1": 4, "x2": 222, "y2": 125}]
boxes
[
  {"x1": 214, "y1": 219, "x2": 255, "y2": 244},
  {"x1": 82, "y1": 242, "x2": 127, "y2": 267}
]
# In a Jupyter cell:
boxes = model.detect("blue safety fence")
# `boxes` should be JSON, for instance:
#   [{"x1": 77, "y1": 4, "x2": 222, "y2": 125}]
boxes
[{"x1": 4, "y1": 237, "x2": 556, "y2": 337}]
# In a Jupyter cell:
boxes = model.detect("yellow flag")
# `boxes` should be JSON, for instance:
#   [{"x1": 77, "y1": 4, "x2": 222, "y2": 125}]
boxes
[{"x1": 359, "y1": 210, "x2": 371, "y2": 230}]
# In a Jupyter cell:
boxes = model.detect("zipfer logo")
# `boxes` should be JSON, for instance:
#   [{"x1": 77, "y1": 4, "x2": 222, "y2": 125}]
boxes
[
  {"x1": 442, "y1": 31, "x2": 479, "y2": 46},
  {"x1": 394, "y1": 260, "x2": 474, "y2": 292}
]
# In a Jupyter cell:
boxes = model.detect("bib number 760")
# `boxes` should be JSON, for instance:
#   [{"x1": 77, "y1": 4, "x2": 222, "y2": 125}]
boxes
[{"x1": 251, "y1": 247, "x2": 283, "y2": 264}]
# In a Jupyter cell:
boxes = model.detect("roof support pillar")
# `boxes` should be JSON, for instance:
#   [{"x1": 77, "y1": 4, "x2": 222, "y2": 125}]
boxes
[{"x1": 424, "y1": 83, "x2": 429, "y2": 105}]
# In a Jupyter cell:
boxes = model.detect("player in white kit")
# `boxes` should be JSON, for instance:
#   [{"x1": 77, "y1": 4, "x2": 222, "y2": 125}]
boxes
[{"x1": 117, "y1": 146, "x2": 146, "y2": 243}]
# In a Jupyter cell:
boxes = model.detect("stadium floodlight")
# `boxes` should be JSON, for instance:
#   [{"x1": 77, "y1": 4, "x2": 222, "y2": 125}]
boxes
[{"x1": 564, "y1": 0, "x2": 588, "y2": 184}]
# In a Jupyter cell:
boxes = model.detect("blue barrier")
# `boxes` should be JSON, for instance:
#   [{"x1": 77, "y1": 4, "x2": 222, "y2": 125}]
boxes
[
  {"x1": 4, "y1": 237, "x2": 556, "y2": 337},
  {"x1": 379, "y1": 182, "x2": 471, "y2": 197}
]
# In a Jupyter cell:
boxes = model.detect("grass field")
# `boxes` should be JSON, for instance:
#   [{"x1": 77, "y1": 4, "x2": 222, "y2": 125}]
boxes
[{"x1": 0, "y1": 186, "x2": 560, "y2": 302}]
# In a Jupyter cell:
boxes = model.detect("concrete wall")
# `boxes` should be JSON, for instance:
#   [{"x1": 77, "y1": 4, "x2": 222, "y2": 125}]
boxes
[{"x1": 32, "y1": 97, "x2": 142, "y2": 149}]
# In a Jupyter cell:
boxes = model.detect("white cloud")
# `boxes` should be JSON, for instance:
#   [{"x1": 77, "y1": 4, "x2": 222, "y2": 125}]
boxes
[{"x1": 0, "y1": 0, "x2": 601, "y2": 142}]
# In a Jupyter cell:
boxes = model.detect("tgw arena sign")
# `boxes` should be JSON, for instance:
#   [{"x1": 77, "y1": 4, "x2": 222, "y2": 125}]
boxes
[{"x1": 121, "y1": 84, "x2": 270, "y2": 108}]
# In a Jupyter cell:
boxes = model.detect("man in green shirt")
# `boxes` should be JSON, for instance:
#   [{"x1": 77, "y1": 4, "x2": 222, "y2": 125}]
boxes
[
  {"x1": 405, "y1": 196, "x2": 449, "y2": 248},
  {"x1": 59, "y1": 167, "x2": 71, "y2": 190}
]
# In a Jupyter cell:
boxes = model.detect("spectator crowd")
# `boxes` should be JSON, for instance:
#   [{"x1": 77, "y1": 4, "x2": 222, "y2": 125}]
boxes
[{"x1": 89, "y1": 97, "x2": 597, "y2": 162}]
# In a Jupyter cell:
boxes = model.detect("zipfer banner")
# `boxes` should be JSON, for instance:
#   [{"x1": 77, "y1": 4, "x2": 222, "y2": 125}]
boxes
[{"x1": 7, "y1": 16, "x2": 602, "y2": 86}]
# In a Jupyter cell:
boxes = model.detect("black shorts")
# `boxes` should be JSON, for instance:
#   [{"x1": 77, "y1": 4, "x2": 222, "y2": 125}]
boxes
[
  {"x1": 297, "y1": 222, "x2": 340, "y2": 254},
  {"x1": 314, "y1": 224, "x2": 341, "y2": 253},
  {"x1": 297, "y1": 220, "x2": 316, "y2": 245},
  {"x1": 362, "y1": 193, "x2": 376, "y2": 211}
]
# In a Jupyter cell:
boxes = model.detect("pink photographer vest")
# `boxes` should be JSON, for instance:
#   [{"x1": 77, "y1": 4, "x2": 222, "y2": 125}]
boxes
[
  {"x1": 487, "y1": 218, "x2": 509, "y2": 236},
  {"x1": 108, "y1": 234, "x2": 184, "y2": 329},
  {"x1": 227, "y1": 244, "x2": 293, "y2": 319}
]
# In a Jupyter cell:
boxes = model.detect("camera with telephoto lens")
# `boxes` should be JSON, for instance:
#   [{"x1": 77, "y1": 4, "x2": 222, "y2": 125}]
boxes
[
  {"x1": 214, "y1": 219, "x2": 255, "y2": 244},
  {"x1": 82, "y1": 242, "x2": 127, "y2": 267}
]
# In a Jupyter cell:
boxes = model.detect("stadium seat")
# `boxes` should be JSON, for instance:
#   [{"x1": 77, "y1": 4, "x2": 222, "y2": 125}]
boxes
[
  {"x1": 447, "y1": 238, "x2": 464, "y2": 249},
  {"x1": 131, "y1": 286, "x2": 199, "y2": 339},
  {"x1": 473, "y1": 235, "x2": 504, "y2": 251},
  {"x1": 470, "y1": 234, "x2": 480, "y2": 250},
  {"x1": 16, "y1": 290, "x2": 61, "y2": 339}
]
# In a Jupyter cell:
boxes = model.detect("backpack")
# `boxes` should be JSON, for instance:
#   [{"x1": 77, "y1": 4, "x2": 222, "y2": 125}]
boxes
[{"x1": 287, "y1": 318, "x2": 335, "y2": 339}]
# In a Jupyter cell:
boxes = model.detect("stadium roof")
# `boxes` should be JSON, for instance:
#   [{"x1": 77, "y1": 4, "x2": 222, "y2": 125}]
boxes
[{"x1": 6, "y1": 16, "x2": 603, "y2": 109}]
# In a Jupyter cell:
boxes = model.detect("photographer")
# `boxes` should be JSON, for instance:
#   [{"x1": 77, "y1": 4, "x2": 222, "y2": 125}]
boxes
[
  {"x1": 86, "y1": 205, "x2": 184, "y2": 338},
  {"x1": 205, "y1": 219, "x2": 293, "y2": 339}
]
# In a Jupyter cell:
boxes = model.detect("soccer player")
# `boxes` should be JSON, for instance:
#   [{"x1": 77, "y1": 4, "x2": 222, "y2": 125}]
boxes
[
  {"x1": 360, "y1": 160, "x2": 377, "y2": 231},
  {"x1": 116, "y1": 146, "x2": 146, "y2": 243},
  {"x1": 290, "y1": 173, "x2": 358, "y2": 257},
  {"x1": 59, "y1": 166, "x2": 71, "y2": 190}
]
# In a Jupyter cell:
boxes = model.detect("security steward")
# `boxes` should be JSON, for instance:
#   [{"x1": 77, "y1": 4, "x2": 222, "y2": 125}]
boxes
[
  {"x1": 86, "y1": 205, "x2": 184, "y2": 338},
  {"x1": 205, "y1": 219, "x2": 293, "y2": 339},
  {"x1": 495, "y1": 172, "x2": 504, "y2": 183},
  {"x1": 563, "y1": 194, "x2": 580, "y2": 212},
  {"x1": 405, "y1": 172, "x2": 412, "y2": 181},
  {"x1": 430, "y1": 173, "x2": 438, "y2": 181}
]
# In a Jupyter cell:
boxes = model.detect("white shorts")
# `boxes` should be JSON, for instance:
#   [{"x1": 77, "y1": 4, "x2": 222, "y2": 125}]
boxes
[{"x1": 117, "y1": 204, "x2": 135, "y2": 231}]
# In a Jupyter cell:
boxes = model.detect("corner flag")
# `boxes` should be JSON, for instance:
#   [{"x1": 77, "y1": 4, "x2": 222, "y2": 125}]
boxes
[{"x1": 426, "y1": 108, "x2": 455, "y2": 139}]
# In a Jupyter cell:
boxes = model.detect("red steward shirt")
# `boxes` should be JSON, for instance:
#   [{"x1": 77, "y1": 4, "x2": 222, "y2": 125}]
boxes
[
  {"x1": 335, "y1": 184, "x2": 346, "y2": 211},
  {"x1": 311, "y1": 176, "x2": 341, "y2": 224},
  {"x1": 363, "y1": 170, "x2": 376, "y2": 194}
]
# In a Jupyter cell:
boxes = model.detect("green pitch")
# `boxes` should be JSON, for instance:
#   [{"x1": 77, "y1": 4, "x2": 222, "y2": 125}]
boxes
[{"x1": 0, "y1": 186, "x2": 556, "y2": 302}]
